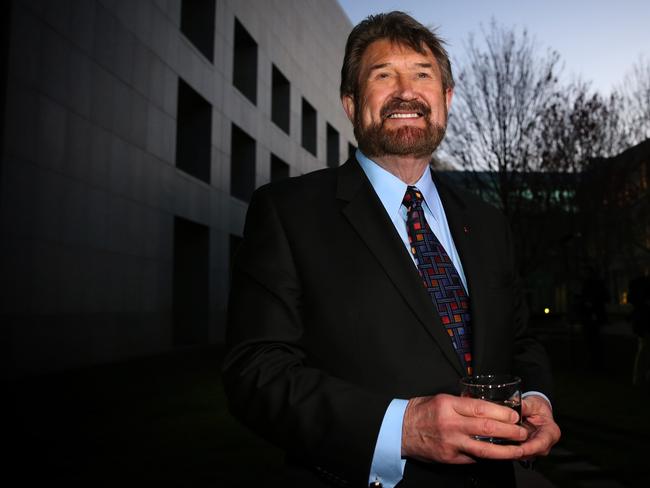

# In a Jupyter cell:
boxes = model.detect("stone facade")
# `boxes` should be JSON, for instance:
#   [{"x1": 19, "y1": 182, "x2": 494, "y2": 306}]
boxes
[{"x1": 1, "y1": 0, "x2": 354, "y2": 377}]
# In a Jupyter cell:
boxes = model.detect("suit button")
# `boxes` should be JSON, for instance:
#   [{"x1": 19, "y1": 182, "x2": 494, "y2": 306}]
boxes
[{"x1": 466, "y1": 475, "x2": 478, "y2": 487}]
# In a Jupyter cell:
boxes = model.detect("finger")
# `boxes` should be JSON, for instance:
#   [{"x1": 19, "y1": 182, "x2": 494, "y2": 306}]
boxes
[
  {"x1": 520, "y1": 432, "x2": 552, "y2": 457},
  {"x1": 461, "y1": 416, "x2": 529, "y2": 443},
  {"x1": 522, "y1": 419, "x2": 537, "y2": 437},
  {"x1": 460, "y1": 437, "x2": 524, "y2": 460},
  {"x1": 454, "y1": 397, "x2": 520, "y2": 423},
  {"x1": 520, "y1": 425, "x2": 560, "y2": 458},
  {"x1": 522, "y1": 396, "x2": 551, "y2": 417}
]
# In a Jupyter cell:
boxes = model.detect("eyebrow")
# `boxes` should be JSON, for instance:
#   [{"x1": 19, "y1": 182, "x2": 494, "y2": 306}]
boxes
[
  {"x1": 368, "y1": 62, "x2": 391, "y2": 72},
  {"x1": 368, "y1": 62, "x2": 434, "y2": 72}
]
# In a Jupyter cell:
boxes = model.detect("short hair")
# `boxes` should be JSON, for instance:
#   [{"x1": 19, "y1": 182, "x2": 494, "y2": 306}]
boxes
[{"x1": 340, "y1": 11, "x2": 454, "y2": 99}]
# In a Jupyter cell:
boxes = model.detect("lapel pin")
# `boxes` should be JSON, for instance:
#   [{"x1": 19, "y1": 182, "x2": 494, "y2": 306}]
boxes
[{"x1": 463, "y1": 225, "x2": 470, "y2": 234}]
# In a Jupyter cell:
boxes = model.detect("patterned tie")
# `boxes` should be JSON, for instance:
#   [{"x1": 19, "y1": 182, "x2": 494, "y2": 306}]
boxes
[{"x1": 403, "y1": 186, "x2": 473, "y2": 375}]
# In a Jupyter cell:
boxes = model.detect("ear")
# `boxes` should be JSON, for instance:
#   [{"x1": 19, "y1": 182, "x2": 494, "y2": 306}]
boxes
[
  {"x1": 341, "y1": 94, "x2": 355, "y2": 124},
  {"x1": 445, "y1": 88, "x2": 454, "y2": 112}
]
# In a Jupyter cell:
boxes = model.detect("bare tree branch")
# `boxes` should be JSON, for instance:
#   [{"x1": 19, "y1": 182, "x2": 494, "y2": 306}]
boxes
[
  {"x1": 443, "y1": 21, "x2": 561, "y2": 219},
  {"x1": 618, "y1": 55, "x2": 650, "y2": 145}
]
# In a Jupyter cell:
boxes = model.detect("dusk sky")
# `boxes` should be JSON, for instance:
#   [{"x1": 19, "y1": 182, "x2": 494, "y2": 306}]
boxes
[{"x1": 337, "y1": 0, "x2": 650, "y2": 95}]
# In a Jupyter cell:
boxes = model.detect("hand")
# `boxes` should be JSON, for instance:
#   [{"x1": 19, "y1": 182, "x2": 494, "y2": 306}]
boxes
[
  {"x1": 401, "y1": 394, "x2": 528, "y2": 464},
  {"x1": 519, "y1": 395, "x2": 561, "y2": 460}
]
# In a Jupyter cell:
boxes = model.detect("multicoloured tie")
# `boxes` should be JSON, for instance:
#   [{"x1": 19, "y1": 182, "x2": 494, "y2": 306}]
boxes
[{"x1": 403, "y1": 186, "x2": 473, "y2": 375}]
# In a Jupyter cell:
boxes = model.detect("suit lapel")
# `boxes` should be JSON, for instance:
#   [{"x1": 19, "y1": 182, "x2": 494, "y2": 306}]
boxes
[
  {"x1": 337, "y1": 159, "x2": 465, "y2": 376},
  {"x1": 433, "y1": 173, "x2": 489, "y2": 374}
]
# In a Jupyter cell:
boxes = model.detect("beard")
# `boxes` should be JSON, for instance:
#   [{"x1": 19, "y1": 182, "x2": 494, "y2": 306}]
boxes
[{"x1": 354, "y1": 98, "x2": 447, "y2": 159}]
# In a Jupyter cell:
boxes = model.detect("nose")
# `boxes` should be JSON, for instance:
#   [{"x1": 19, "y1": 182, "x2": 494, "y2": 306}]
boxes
[{"x1": 394, "y1": 73, "x2": 417, "y2": 99}]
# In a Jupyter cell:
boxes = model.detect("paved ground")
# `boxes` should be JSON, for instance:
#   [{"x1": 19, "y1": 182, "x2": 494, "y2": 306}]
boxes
[
  {"x1": 8, "y1": 317, "x2": 649, "y2": 487},
  {"x1": 533, "y1": 317, "x2": 650, "y2": 488}
]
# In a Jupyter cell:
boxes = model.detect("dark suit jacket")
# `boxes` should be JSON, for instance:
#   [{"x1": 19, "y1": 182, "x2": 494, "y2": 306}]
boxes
[{"x1": 223, "y1": 157, "x2": 553, "y2": 487}]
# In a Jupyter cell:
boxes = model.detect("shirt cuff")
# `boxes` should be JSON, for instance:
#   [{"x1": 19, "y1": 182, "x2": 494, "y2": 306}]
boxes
[
  {"x1": 522, "y1": 391, "x2": 552, "y2": 410},
  {"x1": 368, "y1": 399, "x2": 408, "y2": 488}
]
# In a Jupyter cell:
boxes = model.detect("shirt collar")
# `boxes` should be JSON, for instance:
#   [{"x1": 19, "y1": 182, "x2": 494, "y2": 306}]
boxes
[{"x1": 356, "y1": 149, "x2": 439, "y2": 221}]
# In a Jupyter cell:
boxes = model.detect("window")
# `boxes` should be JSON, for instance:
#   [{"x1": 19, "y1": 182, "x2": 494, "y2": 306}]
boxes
[
  {"x1": 233, "y1": 18, "x2": 257, "y2": 105},
  {"x1": 176, "y1": 78, "x2": 212, "y2": 183},
  {"x1": 326, "y1": 123, "x2": 339, "y2": 168},
  {"x1": 271, "y1": 64, "x2": 290, "y2": 134},
  {"x1": 230, "y1": 123, "x2": 256, "y2": 202},
  {"x1": 301, "y1": 97, "x2": 316, "y2": 156},
  {"x1": 173, "y1": 216, "x2": 209, "y2": 346},
  {"x1": 180, "y1": 0, "x2": 216, "y2": 61},
  {"x1": 270, "y1": 153, "x2": 289, "y2": 182}
]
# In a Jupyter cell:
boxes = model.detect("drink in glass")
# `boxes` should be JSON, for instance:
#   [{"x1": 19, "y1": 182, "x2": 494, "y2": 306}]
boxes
[{"x1": 459, "y1": 374, "x2": 522, "y2": 445}]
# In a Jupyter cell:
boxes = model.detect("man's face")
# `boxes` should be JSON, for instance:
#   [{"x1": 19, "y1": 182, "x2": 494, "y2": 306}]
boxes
[{"x1": 342, "y1": 39, "x2": 453, "y2": 159}]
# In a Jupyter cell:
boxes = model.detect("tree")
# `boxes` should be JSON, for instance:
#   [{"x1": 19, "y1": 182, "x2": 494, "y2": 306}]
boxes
[
  {"x1": 443, "y1": 21, "x2": 561, "y2": 219},
  {"x1": 539, "y1": 83, "x2": 625, "y2": 172},
  {"x1": 442, "y1": 22, "x2": 570, "y2": 279},
  {"x1": 534, "y1": 84, "x2": 630, "y2": 286},
  {"x1": 442, "y1": 23, "x2": 630, "y2": 282},
  {"x1": 618, "y1": 55, "x2": 650, "y2": 145},
  {"x1": 536, "y1": 82, "x2": 627, "y2": 212}
]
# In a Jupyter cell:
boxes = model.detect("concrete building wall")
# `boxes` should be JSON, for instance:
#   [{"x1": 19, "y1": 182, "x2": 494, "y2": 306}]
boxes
[{"x1": 1, "y1": 0, "x2": 355, "y2": 378}]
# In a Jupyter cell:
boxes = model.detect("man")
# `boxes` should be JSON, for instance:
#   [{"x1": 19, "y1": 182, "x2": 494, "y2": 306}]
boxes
[{"x1": 223, "y1": 11, "x2": 560, "y2": 487}]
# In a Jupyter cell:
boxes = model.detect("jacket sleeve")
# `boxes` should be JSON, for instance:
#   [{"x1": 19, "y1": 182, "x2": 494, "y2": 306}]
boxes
[{"x1": 222, "y1": 186, "x2": 392, "y2": 485}]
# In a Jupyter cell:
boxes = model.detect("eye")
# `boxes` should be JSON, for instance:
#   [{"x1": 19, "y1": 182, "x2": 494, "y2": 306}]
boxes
[
  {"x1": 417, "y1": 72, "x2": 431, "y2": 79},
  {"x1": 376, "y1": 72, "x2": 390, "y2": 79}
]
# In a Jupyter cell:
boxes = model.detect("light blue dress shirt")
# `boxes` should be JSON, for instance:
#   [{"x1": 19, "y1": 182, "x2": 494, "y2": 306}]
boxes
[{"x1": 356, "y1": 150, "x2": 550, "y2": 487}]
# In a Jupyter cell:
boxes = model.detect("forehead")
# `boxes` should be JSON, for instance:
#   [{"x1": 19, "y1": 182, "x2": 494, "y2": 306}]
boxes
[{"x1": 360, "y1": 38, "x2": 437, "y2": 70}]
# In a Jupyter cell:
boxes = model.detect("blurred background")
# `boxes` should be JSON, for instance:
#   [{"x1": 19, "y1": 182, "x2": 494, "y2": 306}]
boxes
[{"x1": 3, "y1": 0, "x2": 649, "y2": 486}]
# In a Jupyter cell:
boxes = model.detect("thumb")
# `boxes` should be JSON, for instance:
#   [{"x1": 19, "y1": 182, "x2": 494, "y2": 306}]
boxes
[{"x1": 522, "y1": 395, "x2": 548, "y2": 416}]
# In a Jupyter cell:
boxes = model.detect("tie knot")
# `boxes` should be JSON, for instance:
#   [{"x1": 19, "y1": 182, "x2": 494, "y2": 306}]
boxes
[{"x1": 403, "y1": 186, "x2": 424, "y2": 210}]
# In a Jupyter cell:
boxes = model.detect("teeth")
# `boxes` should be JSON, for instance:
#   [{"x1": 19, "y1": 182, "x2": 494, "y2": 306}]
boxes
[{"x1": 388, "y1": 113, "x2": 420, "y2": 118}]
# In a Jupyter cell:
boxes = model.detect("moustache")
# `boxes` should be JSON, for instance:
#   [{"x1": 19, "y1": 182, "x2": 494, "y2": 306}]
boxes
[{"x1": 380, "y1": 99, "x2": 431, "y2": 119}]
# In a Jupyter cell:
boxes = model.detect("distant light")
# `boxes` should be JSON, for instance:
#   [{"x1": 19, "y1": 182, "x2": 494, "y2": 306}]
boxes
[{"x1": 544, "y1": 308, "x2": 550, "y2": 315}]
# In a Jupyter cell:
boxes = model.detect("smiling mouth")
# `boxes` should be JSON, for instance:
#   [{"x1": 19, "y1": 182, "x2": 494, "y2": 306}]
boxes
[{"x1": 386, "y1": 112, "x2": 422, "y2": 119}]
